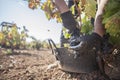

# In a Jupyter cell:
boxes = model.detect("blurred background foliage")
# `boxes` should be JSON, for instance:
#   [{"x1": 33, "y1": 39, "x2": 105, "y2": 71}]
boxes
[{"x1": 27, "y1": 0, "x2": 120, "y2": 45}]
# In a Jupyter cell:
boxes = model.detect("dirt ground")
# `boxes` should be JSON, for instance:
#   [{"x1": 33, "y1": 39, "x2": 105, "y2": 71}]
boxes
[{"x1": 0, "y1": 48, "x2": 120, "y2": 80}]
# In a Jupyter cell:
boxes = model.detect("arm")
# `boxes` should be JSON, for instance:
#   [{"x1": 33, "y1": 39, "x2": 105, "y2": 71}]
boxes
[
  {"x1": 94, "y1": 0, "x2": 108, "y2": 37},
  {"x1": 54, "y1": 0, "x2": 80, "y2": 33},
  {"x1": 54, "y1": 0, "x2": 69, "y2": 14}
]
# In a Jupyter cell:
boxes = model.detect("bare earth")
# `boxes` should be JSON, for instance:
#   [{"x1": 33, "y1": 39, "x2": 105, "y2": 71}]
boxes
[{"x1": 0, "y1": 49, "x2": 120, "y2": 80}]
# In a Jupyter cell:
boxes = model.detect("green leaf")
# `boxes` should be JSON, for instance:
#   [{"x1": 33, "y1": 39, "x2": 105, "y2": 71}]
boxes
[
  {"x1": 84, "y1": 0, "x2": 96, "y2": 17},
  {"x1": 103, "y1": 0, "x2": 120, "y2": 45}
]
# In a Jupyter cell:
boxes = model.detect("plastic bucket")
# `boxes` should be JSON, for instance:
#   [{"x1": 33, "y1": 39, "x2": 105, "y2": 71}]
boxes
[{"x1": 56, "y1": 48, "x2": 99, "y2": 73}]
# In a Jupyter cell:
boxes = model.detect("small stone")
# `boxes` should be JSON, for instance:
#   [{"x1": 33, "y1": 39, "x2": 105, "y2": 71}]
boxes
[{"x1": 43, "y1": 77, "x2": 48, "y2": 80}]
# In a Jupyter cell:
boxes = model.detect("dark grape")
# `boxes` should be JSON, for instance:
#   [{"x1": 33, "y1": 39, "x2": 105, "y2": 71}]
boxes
[
  {"x1": 68, "y1": 0, "x2": 74, "y2": 8},
  {"x1": 90, "y1": 17, "x2": 95, "y2": 27}
]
